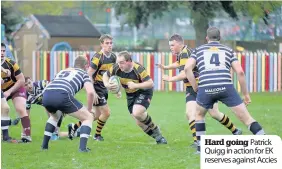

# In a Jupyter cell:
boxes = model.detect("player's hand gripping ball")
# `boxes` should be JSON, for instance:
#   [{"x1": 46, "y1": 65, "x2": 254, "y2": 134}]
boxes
[{"x1": 108, "y1": 76, "x2": 121, "y2": 94}]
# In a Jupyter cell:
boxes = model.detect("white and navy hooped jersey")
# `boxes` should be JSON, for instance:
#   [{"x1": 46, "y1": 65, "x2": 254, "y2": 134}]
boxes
[
  {"x1": 45, "y1": 68, "x2": 91, "y2": 96},
  {"x1": 191, "y1": 42, "x2": 238, "y2": 88},
  {"x1": 26, "y1": 80, "x2": 49, "y2": 110}
]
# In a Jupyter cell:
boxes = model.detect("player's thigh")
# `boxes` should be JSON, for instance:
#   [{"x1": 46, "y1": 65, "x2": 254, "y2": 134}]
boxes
[
  {"x1": 132, "y1": 93, "x2": 152, "y2": 116},
  {"x1": 1, "y1": 98, "x2": 10, "y2": 114},
  {"x1": 207, "y1": 102, "x2": 223, "y2": 120},
  {"x1": 230, "y1": 103, "x2": 254, "y2": 125},
  {"x1": 12, "y1": 96, "x2": 27, "y2": 116},
  {"x1": 69, "y1": 106, "x2": 94, "y2": 122}
]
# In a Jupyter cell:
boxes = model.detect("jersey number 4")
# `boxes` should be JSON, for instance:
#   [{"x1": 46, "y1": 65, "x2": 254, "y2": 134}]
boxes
[
  {"x1": 58, "y1": 71, "x2": 75, "y2": 81},
  {"x1": 210, "y1": 53, "x2": 220, "y2": 66}
]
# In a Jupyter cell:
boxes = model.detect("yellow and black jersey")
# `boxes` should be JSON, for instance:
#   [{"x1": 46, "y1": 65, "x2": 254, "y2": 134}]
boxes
[
  {"x1": 177, "y1": 45, "x2": 199, "y2": 87},
  {"x1": 1, "y1": 58, "x2": 22, "y2": 92},
  {"x1": 90, "y1": 51, "x2": 116, "y2": 85},
  {"x1": 107, "y1": 62, "x2": 153, "y2": 94}
]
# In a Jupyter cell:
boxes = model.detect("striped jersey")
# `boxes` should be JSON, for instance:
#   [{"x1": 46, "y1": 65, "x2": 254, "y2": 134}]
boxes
[
  {"x1": 176, "y1": 45, "x2": 199, "y2": 86},
  {"x1": 90, "y1": 51, "x2": 116, "y2": 87},
  {"x1": 26, "y1": 80, "x2": 49, "y2": 110},
  {"x1": 1, "y1": 58, "x2": 22, "y2": 92},
  {"x1": 190, "y1": 42, "x2": 237, "y2": 88},
  {"x1": 45, "y1": 68, "x2": 91, "y2": 95},
  {"x1": 107, "y1": 62, "x2": 153, "y2": 94}
]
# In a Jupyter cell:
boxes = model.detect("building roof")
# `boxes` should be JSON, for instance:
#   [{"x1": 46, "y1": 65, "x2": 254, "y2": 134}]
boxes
[{"x1": 33, "y1": 14, "x2": 101, "y2": 38}]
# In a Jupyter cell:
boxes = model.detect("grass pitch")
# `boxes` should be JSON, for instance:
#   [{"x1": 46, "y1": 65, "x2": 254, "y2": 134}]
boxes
[{"x1": 2, "y1": 91, "x2": 282, "y2": 169}]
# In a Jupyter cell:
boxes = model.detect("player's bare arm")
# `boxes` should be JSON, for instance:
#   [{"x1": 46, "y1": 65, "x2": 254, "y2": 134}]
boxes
[
  {"x1": 156, "y1": 61, "x2": 179, "y2": 70},
  {"x1": 162, "y1": 70, "x2": 186, "y2": 82},
  {"x1": 184, "y1": 58, "x2": 198, "y2": 92},
  {"x1": 87, "y1": 66, "x2": 100, "y2": 103},
  {"x1": 84, "y1": 81, "x2": 95, "y2": 112},
  {"x1": 231, "y1": 60, "x2": 251, "y2": 105},
  {"x1": 4, "y1": 72, "x2": 25, "y2": 97},
  {"x1": 127, "y1": 79, "x2": 154, "y2": 90}
]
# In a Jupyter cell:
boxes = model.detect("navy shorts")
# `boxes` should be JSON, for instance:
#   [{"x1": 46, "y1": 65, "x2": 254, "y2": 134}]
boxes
[
  {"x1": 42, "y1": 90, "x2": 83, "y2": 114},
  {"x1": 1, "y1": 90, "x2": 4, "y2": 98},
  {"x1": 196, "y1": 84, "x2": 243, "y2": 109}
]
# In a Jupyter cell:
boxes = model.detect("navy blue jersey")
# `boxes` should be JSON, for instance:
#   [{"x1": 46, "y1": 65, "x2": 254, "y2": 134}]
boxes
[
  {"x1": 26, "y1": 80, "x2": 49, "y2": 110},
  {"x1": 45, "y1": 68, "x2": 91, "y2": 95},
  {"x1": 191, "y1": 42, "x2": 237, "y2": 88}
]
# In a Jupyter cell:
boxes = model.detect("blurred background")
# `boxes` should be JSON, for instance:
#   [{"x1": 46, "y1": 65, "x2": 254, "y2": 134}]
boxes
[{"x1": 1, "y1": 1, "x2": 282, "y2": 92}]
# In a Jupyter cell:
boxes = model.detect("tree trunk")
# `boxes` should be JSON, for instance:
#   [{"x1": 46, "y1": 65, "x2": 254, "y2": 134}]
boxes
[{"x1": 191, "y1": 10, "x2": 209, "y2": 47}]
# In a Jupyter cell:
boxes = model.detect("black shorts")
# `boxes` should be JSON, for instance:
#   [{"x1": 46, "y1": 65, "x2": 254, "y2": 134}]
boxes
[
  {"x1": 186, "y1": 86, "x2": 197, "y2": 103},
  {"x1": 42, "y1": 90, "x2": 83, "y2": 114},
  {"x1": 126, "y1": 91, "x2": 153, "y2": 114},
  {"x1": 93, "y1": 82, "x2": 108, "y2": 106}
]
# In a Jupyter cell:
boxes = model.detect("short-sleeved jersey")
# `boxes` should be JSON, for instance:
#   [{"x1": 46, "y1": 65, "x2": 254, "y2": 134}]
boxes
[
  {"x1": 45, "y1": 68, "x2": 91, "y2": 96},
  {"x1": 107, "y1": 62, "x2": 153, "y2": 94},
  {"x1": 191, "y1": 42, "x2": 237, "y2": 88},
  {"x1": 176, "y1": 45, "x2": 199, "y2": 87},
  {"x1": 90, "y1": 51, "x2": 116, "y2": 86},
  {"x1": 1, "y1": 58, "x2": 22, "y2": 92},
  {"x1": 26, "y1": 80, "x2": 49, "y2": 110}
]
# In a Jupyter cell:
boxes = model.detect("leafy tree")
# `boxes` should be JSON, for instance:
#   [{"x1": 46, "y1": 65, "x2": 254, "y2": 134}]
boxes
[{"x1": 111, "y1": 1, "x2": 282, "y2": 45}]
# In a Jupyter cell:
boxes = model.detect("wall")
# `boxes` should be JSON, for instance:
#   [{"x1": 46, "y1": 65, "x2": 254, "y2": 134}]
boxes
[{"x1": 32, "y1": 51, "x2": 282, "y2": 93}]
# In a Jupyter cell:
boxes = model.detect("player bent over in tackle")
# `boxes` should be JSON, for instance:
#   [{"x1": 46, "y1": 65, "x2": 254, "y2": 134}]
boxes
[
  {"x1": 1, "y1": 43, "x2": 32, "y2": 142},
  {"x1": 185, "y1": 27, "x2": 265, "y2": 154},
  {"x1": 41, "y1": 56, "x2": 96, "y2": 152},
  {"x1": 103, "y1": 51, "x2": 167, "y2": 144},
  {"x1": 158, "y1": 34, "x2": 242, "y2": 147}
]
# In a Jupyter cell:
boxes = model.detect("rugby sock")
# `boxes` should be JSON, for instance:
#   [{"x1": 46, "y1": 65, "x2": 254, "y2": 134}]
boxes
[
  {"x1": 95, "y1": 118, "x2": 106, "y2": 136},
  {"x1": 219, "y1": 115, "x2": 238, "y2": 134},
  {"x1": 189, "y1": 120, "x2": 197, "y2": 143},
  {"x1": 195, "y1": 120, "x2": 206, "y2": 152},
  {"x1": 1, "y1": 116, "x2": 11, "y2": 140},
  {"x1": 21, "y1": 116, "x2": 31, "y2": 136},
  {"x1": 79, "y1": 123, "x2": 92, "y2": 150},
  {"x1": 57, "y1": 115, "x2": 63, "y2": 128},
  {"x1": 141, "y1": 115, "x2": 157, "y2": 129},
  {"x1": 74, "y1": 121, "x2": 82, "y2": 130},
  {"x1": 42, "y1": 117, "x2": 57, "y2": 149},
  {"x1": 248, "y1": 121, "x2": 265, "y2": 135}
]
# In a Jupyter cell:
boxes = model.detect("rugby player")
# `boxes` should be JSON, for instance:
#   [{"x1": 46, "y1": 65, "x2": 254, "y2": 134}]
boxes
[
  {"x1": 103, "y1": 51, "x2": 167, "y2": 144},
  {"x1": 157, "y1": 34, "x2": 242, "y2": 147},
  {"x1": 1, "y1": 42, "x2": 32, "y2": 142},
  {"x1": 41, "y1": 56, "x2": 96, "y2": 152},
  {"x1": 68, "y1": 34, "x2": 116, "y2": 141},
  {"x1": 184, "y1": 27, "x2": 265, "y2": 153}
]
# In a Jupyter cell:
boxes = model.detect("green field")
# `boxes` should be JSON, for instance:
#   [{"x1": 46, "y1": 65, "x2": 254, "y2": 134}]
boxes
[{"x1": 2, "y1": 91, "x2": 282, "y2": 169}]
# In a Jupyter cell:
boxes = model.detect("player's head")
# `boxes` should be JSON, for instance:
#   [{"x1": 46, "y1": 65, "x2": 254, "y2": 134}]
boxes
[
  {"x1": 169, "y1": 34, "x2": 184, "y2": 55},
  {"x1": 100, "y1": 34, "x2": 113, "y2": 54},
  {"x1": 1, "y1": 43, "x2": 6, "y2": 63},
  {"x1": 117, "y1": 51, "x2": 132, "y2": 72},
  {"x1": 24, "y1": 77, "x2": 33, "y2": 92},
  {"x1": 74, "y1": 55, "x2": 89, "y2": 70},
  {"x1": 206, "y1": 27, "x2": 221, "y2": 42}
]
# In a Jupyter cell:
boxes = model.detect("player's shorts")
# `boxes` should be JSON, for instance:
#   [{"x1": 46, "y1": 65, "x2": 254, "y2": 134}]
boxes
[
  {"x1": 42, "y1": 89, "x2": 83, "y2": 114},
  {"x1": 185, "y1": 86, "x2": 197, "y2": 103},
  {"x1": 126, "y1": 91, "x2": 153, "y2": 114},
  {"x1": 5, "y1": 86, "x2": 27, "y2": 101},
  {"x1": 1, "y1": 90, "x2": 4, "y2": 99},
  {"x1": 93, "y1": 82, "x2": 108, "y2": 106},
  {"x1": 196, "y1": 84, "x2": 243, "y2": 109}
]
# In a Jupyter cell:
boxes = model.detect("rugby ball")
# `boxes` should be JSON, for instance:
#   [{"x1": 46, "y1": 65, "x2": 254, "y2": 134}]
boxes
[{"x1": 109, "y1": 75, "x2": 121, "y2": 94}]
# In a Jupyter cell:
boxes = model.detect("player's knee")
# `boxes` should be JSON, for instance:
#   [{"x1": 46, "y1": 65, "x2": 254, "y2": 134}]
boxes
[
  {"x1": 15, "y1": 107, "x2": 27, "y2": 117},
  {"x1": 101, "y1": 107, "x2": 111, "y2": 117}
]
